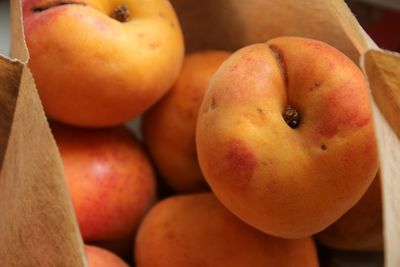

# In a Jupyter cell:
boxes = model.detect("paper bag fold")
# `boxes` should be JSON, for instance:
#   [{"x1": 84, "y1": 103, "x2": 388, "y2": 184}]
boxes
[
  {"x1": 171, "y1": 0, "x2": 367, "y2": 62},
  {"x1": 0, "y1": 60, "x2": 86, "y2": 267},
  {"x1": 363, "y1": 49, "x2": 400, "y2": 267},
  {"x1": 0, "y1": 0, "x2": 86, "y2": 266},
  {"x1": 0, "y1": 56, "x2": 22, "y2": 168}
]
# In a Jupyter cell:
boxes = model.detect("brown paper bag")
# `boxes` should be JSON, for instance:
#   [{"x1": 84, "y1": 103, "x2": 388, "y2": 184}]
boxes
[
  {"x1": 363, "y1": 49, "x2": 400, "y2": 267},
  {"x1": 2, "y1": 0, "x2": 399, "y2": 266},
  {"x1": 0, "y1": 0, "x2": 86, "y2": 266}
]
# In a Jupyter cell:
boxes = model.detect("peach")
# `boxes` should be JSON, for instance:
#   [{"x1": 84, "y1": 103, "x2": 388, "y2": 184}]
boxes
[
  {"x1": 142, "y1": 51, "x2": 231, "y2": 193},
  {"x1": 86, "y1": 245, "x2": 129, "y2": 267},
  {"x1": 196, "y1": 37, "x2": 379, "y2": 238},
  {"x1": 51, "y1": 123, "x2": 156, "y2": 242},
  {"x1": 135, "y1": 193, "x2": 319, "y2": 267},
  {"x1": 317, "y1": 173, "x2": 383, "y2": 251},
  {"x1": 23, "y1": 0, "x2": 184, "y2": 127}
]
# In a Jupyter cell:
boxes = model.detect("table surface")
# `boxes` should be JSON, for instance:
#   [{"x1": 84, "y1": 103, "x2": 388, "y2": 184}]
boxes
[{"x1": 0, "y1": 2, "x2": 385, "y2": 267}]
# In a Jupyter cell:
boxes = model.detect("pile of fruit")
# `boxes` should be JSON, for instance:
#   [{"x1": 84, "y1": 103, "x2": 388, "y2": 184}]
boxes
[{"x1": 23, "y1": 0, "x2": 381, "y2": 266}]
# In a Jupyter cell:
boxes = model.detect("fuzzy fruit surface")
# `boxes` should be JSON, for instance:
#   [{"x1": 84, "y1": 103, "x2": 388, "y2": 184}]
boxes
[
  {"x1": 196, "y1": 36, "x2": 379, "y2": 239},
  {"x1": 23, "y1": 0, "x2": 184, "y2": 127},
  {"x1": 135, "y1": 193, "x2": 319, "y2": 267},
  {"x1": 142, "y1": 50, "x2": 231, "y2": 193},
  {"x1": 86, "y1": 245, "x2": 129, "y2": 267},
  {"x1": 317, "y1": 173, "x2": 383, "y2": 251}
]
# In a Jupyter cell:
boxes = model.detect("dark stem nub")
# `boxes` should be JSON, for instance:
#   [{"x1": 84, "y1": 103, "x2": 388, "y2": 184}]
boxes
[
  {"x1": 283, "y1": 105, "x2": 300, "y2": 129},
  {"x1": 111, "y1": 4, "x2": 130, "y2": 22}
]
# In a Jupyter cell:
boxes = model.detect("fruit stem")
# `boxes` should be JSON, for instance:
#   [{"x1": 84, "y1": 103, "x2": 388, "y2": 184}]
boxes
[
  {"x1": 283, "y1": 105, "x2": 300, "y2": 129},
  {"x1": 111, "y1": 4, "x2": 130, "y2": 22}
]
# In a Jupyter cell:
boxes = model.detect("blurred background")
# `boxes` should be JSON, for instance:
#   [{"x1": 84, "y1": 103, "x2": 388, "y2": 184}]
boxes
[
  {"x1": 0, "y1": 0, "x2": 398, "y2": 266},
  {"x1": 1, "y1": 0, "x2": 399, "y2": 56},
  {"x1": 0, "y1": 0, "x2": 10, "y2": 56},
  {"x1": 1, "y1": 0, "x2": 398, "y2": 56}
]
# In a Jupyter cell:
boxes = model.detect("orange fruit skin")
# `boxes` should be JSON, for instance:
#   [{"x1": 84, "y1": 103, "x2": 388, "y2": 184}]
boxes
[{"x1": 142, "y1": 51, "x2": 231, "y2": 193}]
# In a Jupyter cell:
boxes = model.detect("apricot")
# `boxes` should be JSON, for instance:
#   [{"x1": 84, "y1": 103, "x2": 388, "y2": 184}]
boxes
[
  {"x1": 23, "y1": 0, "x2": 184, "y2": 127},
  {"x1": 317, "y1": 173, "x2": 383, "y2": 251},
  {"x1": 135, "y1": 193, "x2": 319, "y2": 267},
  {"x1": 90, "y1": 236, "x2": 134, "y2": 262},
  {"x1": 86, "y1": 245, "x2": 129, "y2": 267},
  {"x1": 142, "y1": 51, "x2": 231, "y2": 193},
  {"x1": 196, "y1": 37, "x2": 378, "y2": 238},
  {"x1": 51, "y1": 123, "x2": 156, "y2": 242}
]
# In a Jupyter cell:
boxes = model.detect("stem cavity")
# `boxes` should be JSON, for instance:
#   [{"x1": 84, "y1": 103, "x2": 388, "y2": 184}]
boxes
[
  {"x1": 283, "y1": 105, "x2": 300, "y2": 129},
  {"x1": 111, "y1": 4, "x2": 130, "y2": 22}
]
